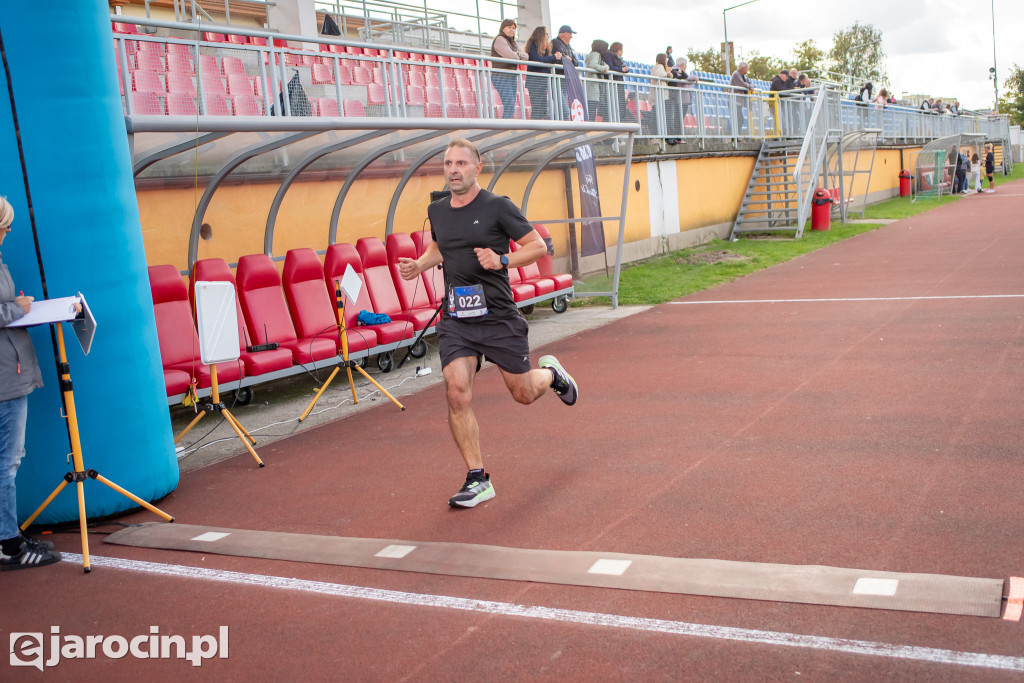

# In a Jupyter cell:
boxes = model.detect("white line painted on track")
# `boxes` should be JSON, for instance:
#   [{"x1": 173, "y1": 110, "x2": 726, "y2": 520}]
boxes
[
  {"x1": 63, "y1": 553, "x2": 1024, "y2": 673},
  {"x1": 669, "y1": 294, "x2": 1024, "y2": 305}
]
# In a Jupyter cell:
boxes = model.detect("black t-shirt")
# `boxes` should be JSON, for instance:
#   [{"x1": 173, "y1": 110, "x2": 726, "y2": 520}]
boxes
[
  {"x1": 428, "y1": 189, "x2": 533, "y2": 322},
  {"x1": 985, "y1": 151, "x2": 995, "y2": 173}
]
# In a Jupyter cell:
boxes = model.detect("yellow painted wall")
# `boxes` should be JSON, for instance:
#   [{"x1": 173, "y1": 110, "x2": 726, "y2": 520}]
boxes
[
  {"x1": 675, "y1": 155, "x2": 756, "y2": 228},
  {"x1": 136, "y1": 149, "x2": 902, "y2": 273}
]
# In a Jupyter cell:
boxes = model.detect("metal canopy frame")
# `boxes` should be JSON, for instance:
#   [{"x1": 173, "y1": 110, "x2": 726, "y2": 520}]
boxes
[{"x1": 125, "y1": 115, "x2": 638, "y2": 304}]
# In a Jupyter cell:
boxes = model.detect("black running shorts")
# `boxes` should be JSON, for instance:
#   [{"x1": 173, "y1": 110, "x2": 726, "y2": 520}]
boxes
[{"x1": 437, "y1": 315, "x2": 531, "y2": 374}]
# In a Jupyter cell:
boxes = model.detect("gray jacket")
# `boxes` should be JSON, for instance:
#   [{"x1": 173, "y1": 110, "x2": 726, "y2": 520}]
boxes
[{"x1": 0, "y1": 253, "x2": 43, "y2": 402}]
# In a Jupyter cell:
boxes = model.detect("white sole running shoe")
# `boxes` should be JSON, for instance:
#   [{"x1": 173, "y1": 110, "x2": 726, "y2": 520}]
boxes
[
  {"x1": 539, "y1": 355, "x2": 578, "y2": 406},
  {"x1": 449, "y1": 474, "x2": 495, "y2": 508}
]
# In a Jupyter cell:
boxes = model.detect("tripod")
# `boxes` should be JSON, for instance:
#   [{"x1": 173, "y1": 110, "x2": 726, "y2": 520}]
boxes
[
  {"x1": 21, "y1": 321, "x2": 175, "y2": 573},
  {"x1": 174, "y1": 363, "x2": 263, "y2": 467},
  {"x1": 396, "y1": 302, "x2": 442, "y2": 370},
  {"x1": 299, "y1": 290, "x2": 405, "y2": 421}
]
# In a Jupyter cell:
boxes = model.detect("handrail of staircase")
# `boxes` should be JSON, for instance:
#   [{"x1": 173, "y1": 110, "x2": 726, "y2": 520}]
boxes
[{"x1": 793, "y1": 87, "x2": 840, "y2": 235}]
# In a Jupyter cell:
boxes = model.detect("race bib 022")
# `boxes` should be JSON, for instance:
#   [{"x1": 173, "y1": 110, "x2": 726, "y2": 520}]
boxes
[{"x1": 449, "y1": 284, "x2": 488, "y2": 319}]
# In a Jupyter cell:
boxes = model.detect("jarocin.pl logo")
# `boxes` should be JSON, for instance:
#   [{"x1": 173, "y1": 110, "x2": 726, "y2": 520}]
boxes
[{"x1": 10, "y1": 626, "x2": 228, "y2": 670}]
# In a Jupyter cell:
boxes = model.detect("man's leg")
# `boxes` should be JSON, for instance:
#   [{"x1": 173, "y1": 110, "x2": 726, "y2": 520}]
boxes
[
  {"x1": 442, "y1": 356, "x2": 483, "y2": 470},
  {"x1": 499, "y1": 367, "x2": 553, "y2": 405}
]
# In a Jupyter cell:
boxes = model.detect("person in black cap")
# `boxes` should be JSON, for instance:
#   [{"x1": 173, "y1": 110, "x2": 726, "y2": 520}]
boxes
[
  {"x1": 769, "y1": 69, "x2": 790, "y2": 92},
  {"x1": 550, "y1": 25, "x2": 578, "y2": 119}
]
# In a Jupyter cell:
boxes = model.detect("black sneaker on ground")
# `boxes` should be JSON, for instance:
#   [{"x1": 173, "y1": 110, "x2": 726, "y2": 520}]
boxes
[
  {"x1": 448, "y1": 472, "x2": 495, "y2": 508},
  {"x1": 539, "y1": 355, "x2": 578, "y2": 406},
  {"x1": 20, "y1": 534, "x2": 55, "y2": 551},
  {"x1": 1, "y1": 539, "x2": 62, "y2": 571}
]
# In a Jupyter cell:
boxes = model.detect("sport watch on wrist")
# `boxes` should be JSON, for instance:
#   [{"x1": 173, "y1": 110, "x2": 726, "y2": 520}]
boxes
[{"x1": 499, "y1": 254, "x2": 509, "y2": 267}]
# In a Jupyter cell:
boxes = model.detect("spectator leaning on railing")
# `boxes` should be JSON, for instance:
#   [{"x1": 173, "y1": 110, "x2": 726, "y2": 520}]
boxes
[
  {"x1": 490, "y1": 19, "x2": 528, "y2": 119},
  {"x1": 524, "y1": 26, "x2": 562, "y2": 120},
  {"x1": 585, "y1": 39, "x2": 610, "y2": 121},
  {"x1": 730, "y1": 61, "x2": 755, "y2": 134},
  {"x1": 603, "y1": 42, "x2": 633, "y2": 123},
  {"x1": 550, "y1": 24, "x2": 578, "y2": 119}
]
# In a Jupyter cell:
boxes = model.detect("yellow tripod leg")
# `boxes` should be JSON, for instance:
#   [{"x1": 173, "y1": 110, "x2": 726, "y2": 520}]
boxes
[
  {"x1": 93, "y1": 473, "x2": 174, "y2": 522},
  {"x1": 19, "y1": 478, "x2": 69, "y2": 530},
  {"x1": 223, "y1": 409, "x2": 256, "y2": 444},
  {"x1": 175, "y1": 409, "x2": 205, "y2": 443},
  {"x1": 353, "y1": 364, "x2": 405, "y2": 410},
  {"x1": 222, "y1": 408, "x2": 264, "y2": 467},
  {"x1": 299, "y1": 366, "x2": 339, "y2": 421},
  {"x1": 76, "y1": 479, "x2": 90, "y2": 572}
]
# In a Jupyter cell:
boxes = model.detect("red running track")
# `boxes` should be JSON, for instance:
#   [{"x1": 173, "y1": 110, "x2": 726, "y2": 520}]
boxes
[{"x1": 4, "y1": 184, "x2": 1024, "y2": 680}]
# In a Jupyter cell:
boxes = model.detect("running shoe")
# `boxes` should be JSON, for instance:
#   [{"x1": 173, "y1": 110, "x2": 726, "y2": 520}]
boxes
[
  {"x1": 1, "y1": 539, "x2": 62, "y2": 571},
  {"x1": 539, "y1": 355, "x2": 578, "y2": 406},
  {"x1": 448, "y1": 472, "x2": 495, "y2": 508}
]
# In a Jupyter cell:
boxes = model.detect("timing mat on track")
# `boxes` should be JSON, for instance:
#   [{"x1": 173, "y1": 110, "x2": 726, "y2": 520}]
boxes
[{"x1": 105, "y1": 523, "x2": 1005, "y2": 617}]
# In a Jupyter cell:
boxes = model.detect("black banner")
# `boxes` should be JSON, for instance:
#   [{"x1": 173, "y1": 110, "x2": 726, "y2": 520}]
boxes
[{"x1": 561, "y1": 56, "x2": 606, "y2": 258}]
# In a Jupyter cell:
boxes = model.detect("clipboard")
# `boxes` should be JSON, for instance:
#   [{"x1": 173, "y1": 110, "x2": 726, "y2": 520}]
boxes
[{"x1": 8, "y1": 292, "x2": 96, "y2": 355}]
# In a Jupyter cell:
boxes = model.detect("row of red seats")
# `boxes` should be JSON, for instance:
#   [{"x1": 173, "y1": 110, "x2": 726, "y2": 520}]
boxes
[{"x1": 150, "y1": 227, "x2": 571, "y2": 402}]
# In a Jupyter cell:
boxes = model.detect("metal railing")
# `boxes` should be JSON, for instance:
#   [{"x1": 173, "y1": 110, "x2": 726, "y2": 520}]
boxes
[
  {"x1": 113, "y1": 17, "x2": 1010, "y2": 149},
  {"x1": 792, "y1": 89, "x2": 843, "y2": 235}
]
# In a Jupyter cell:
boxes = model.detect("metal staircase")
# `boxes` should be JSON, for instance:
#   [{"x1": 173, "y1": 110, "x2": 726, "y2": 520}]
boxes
[{"x1": 729, "y1": 139, "x2": 805, "y2": 239}]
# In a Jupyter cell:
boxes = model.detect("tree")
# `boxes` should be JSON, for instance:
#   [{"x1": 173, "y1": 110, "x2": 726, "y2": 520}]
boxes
[
  {"x1": 827, "y1": 22, "x2": 886, "y2": 91},
  {"x1": 686, "y1": 47, "x2": 724, "y2": 75},
  {"x1": 791, "y1": 39, "x2": 824, "y2": 75},
  {"x1": 742, "y1": 50, "x2": 785, "y2": 81},
  {"x1": 1002, "y1": 64, "x2": 1024, "y2": 126}
]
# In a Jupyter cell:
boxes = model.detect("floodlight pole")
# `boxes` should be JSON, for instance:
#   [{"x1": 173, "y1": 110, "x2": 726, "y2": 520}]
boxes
[
  {"x1": 991, "y1": 0, "x2": 999, "y2": 111},
  {"x1": 723, "y1": 0, "x2": 759, "y2": 77},
  {"x1": 847, "y1": 38, "x2": 882, "y2": 95}
]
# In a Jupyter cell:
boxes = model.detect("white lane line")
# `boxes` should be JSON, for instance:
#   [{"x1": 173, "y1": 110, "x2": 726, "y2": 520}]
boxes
[
  {"x1": 63, "y1": 553, "x2": 1024, "y2": 673},
  {"x1": 669, "y1": 295, "x2": 1024, "y2": 305}
]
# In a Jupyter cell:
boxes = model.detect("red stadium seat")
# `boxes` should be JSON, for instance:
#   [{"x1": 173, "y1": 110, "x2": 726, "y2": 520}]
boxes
[
  {"x1": 166, "y1": 71, "x2": 196, "y2": 95},
  {"x1": 317, "y1": 97, "x2": 340, "y2": 117},
  {"x1": 221, "y1": 55, "x2": 247, "y2": 76},
  {"x1": 342, "y1": 99, "x2": 365, "y2": 117},
  {"x1": 202, "y1": 32, "x2": 227, "y2": 43},
  {"x1": 134, "y1": 50, "x2": 165, "y2": 73},
  {"x1": 384, "y1": 233, "x2": 439, "y2": 321},
  {"x1": 131, "y1": 69, "x2": 164, "y2": 93},
  {"x1": 235, "y1": 254, "x2": 337, "y2": 364},
  {"x1": 203, "y1": 95, "x2": 232, "y2": 116},
  {"x1": 226, "y1": 74, "x2": 254, "y2": 96},
  {"x1": 166, "y1": 53, "x2": 195, "y2": 76},
  {"x1": 130, "y1": 91, "x2": 164, "y2": 115},
  {"x1": 165, "y1": 93, "x2": 198, "y2": 116},
  {"x1": 311, "y1": 63, "x2": 335, "y2": 85},
  {"x1": 352, "y1": 66, "x2": 372, "y2": 85},
  {"x1": 190, "y1": 258, "x2": 294, "y2": 377},
  {"x1": 366, "y1": 83, "x2": 388, "y2": 106},
  {"x1": 409, "y1": 230, "x2": 444, "y2": 305},
  {"x1": 356, "y1": 238, "x2": 435, "y2": 330},
  {"x1": 323, "y1": 244, "x2": 414, "y2": 347},
  {"x1": 281, "y1": 249, "x2": 343, "y2": 355},
  {"x1": 148, "y1": 265, "x2": 243, "y2": 394},
  {"x1": 532, "y1": 224, "x2": 573, "y2": 290},
  {"x1": 112, "y1": 22, "x2": 138, "y2": 34},
  {"x1": 231, "y1": 94, "x2": 263, "y2": 116}
]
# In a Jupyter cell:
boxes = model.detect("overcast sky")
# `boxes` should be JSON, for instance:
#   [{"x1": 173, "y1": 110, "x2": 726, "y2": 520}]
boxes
[{"x1": 542, "y1": 0, "x2": 1022, "y2": 110}]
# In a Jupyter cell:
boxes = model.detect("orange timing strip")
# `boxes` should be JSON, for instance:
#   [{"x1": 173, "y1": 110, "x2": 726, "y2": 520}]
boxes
[{"x1": 1004, "y1": 577, "x2": 1023, "y2": 622}]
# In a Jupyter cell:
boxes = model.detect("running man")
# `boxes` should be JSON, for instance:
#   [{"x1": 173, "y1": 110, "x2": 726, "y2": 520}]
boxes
[{"x1": 397, "y1": 139, "x2": 578, "y2": 508}]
